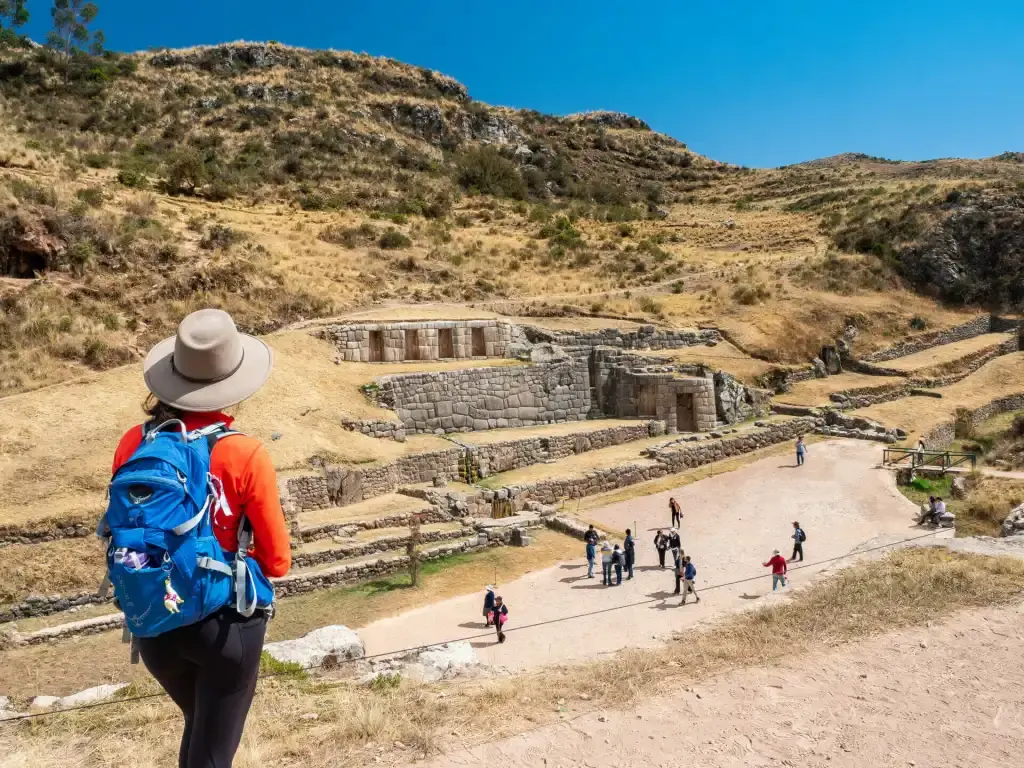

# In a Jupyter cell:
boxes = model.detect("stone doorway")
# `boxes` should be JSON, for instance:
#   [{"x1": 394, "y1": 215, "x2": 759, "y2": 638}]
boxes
[
  {"x1": 638, "y1": 385, "x2": 658, "y2": 418},
  {"x1": 471, "y1": 327, "x2": 486, "y2": 357},
  {"x1": 438, "y1": 328, "x2": 454, "y2": 359},
  {"x1": 676, "y1": 393, "x2": 696, "y2": 432},
  {"x1": 369, "y1": 330, "x2": 384, "y2": 362},
  {"x1": 404, "y1": 329, "x2": 420, "y2": 360}
]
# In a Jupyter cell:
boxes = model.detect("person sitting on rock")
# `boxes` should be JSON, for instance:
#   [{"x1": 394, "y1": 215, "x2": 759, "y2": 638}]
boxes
[{"x1": 918, "y1": 496, "x2": 938, "y2": 526}]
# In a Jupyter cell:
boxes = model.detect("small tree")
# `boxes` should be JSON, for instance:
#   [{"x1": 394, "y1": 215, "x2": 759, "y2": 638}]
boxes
[
  {"x1": 406, "y1": 512, "x2": 422, "y2": 587},
  {"x1": 0, "y1": 1, "x2": 30, "y2": 30},
  {"x1": 47, "y1": 0, "x2": 105, "y2": 82},
  {"x1": 164, "y1": 148, "x2": 209, "y2": 196}
]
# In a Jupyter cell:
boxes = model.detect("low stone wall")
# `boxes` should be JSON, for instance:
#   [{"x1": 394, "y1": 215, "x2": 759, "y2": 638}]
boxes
[
  {"x1": 273, "y1": 538, "x2": 483, "y2": 598},
  {"x1": 816, "y1": 411, "x2": 904, "y2": 443},
  {"x1": 862, "y1": 316, "x2": 993, "y2": 363},
  {"x1": 375, "y1": 358, "x2": 592, "y2": 434},
  {"x1": 341, "y1": 419, "x2": 407, "y2": 442},
  {"x1": 298, "y1": 507, "x2": 451, "y2": 543},
  {"x1": 830, "y1": 337, "x2": 1020, "y2": 410},
  {"x1": 284, "y1": 447, "x2": 466, "y2": 511},
  {"x1": 546, "y1": 515, "x2": 609, "y2": 540},
  {"x1": 503, "y1": 418, "x2": 819, "y2": 505},
  {"x1": 292, "y1": 527, "x2": 469, "y2": 569},
  {"x1": 1, "y1": 591, "x2": 110, "y2": 624},
  {"x1": 922, "y1": 393, "x2": 1024, "y2": 449},
  {"x1": 16, "y1": 614, "x2": 124, "y2": 647},
  {"x1": 526, "y1": 324, "x2": 720, "y2": 351},
  {"x1": 0, "y1": 517, "x2": 94, "y2": 548},
  {"x1": 471, "y1": 422, "x2": 658, "y2": 476}
]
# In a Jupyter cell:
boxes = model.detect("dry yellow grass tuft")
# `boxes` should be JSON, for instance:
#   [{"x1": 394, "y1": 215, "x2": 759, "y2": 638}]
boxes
[{"x1": 4, "y1": 548, "x2": 1022, "y2": 767}]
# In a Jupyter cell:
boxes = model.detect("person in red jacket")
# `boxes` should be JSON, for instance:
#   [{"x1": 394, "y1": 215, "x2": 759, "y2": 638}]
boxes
[
  {"x1": 763, "y1": 549, "x2": 788, "y2": 591},
  {"x1": 111, "y1": 308, "x2": 290, "y2": 768}
]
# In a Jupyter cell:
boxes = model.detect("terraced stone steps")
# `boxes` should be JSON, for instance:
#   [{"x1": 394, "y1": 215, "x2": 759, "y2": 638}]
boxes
[{"x1": 291, "y1": 521, "x2": 470, "y2": 569}]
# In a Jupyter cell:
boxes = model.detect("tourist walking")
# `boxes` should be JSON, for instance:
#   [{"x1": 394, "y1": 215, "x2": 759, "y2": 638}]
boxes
[
  {"x1": 483, "y1": 585, "x2": 496, "y2": 626},
  {"x1": 585, "y1": 524, "x2": 599, "y2": 578},
  {"x1": 103, "y1": 309, "x2": 290, "y2": 768},
  {"x1": 669, "y1": 497, "x2": 681, "y2": 528},
  {"x1": 764, "y1": 549, "x2": 788, "y2": 590},
  {"x1": 790, "y1": 521, "x2": 806, "y2": 562},
  {"x1": 681, "y1": 556, "x2": 700, "y2": 605},
  {"x1": 668, "y1": 529, "x2": 681, "y2": 568},
  {"x1": 612, "y1": 544, "x2": 624, "y2": 585},
  {"x1": 490, "y1": 596, "x2": 508, "y2": 643},
  {"x1": 601, "y1": 542, "x2": 614, "y2": 586},
  {"x1": 624, "y1": 528, "x2": 635, "y2": 579},
  {"x1": 654, "y1": 530, "x2": 669, "y2": 568},
  {"x1": 796, "y1": 436, "x2": 807, "y2": 466},
  {"x1": 673, "y1": 549, "x2": 686, "y2": 594}
]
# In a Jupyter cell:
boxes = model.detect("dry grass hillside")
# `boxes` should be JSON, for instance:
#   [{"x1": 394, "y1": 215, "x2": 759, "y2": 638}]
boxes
[{"x1": 0, "y1": 39, "x2": 1019, "y2": 396}]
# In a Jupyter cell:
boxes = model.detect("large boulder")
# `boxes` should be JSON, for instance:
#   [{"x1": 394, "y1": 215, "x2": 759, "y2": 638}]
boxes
[
  {"x1": 1002, "y1": 503, "x2": 1024, "y2": 537},
  {"x1": 264, "y1": 625, "x2": 365, "y2": 669},
  {"x1": 950, "y1": 476, "x2": 969, "y2": 500}
]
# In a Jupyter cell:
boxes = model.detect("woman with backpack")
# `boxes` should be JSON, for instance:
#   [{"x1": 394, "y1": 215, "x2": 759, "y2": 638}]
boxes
[
  {"x1": 106, "y1": 309, "x2": 291, "y2": 768},
  {"x1": 790, "y1": 521, "x2": 806, "y2": 562}
]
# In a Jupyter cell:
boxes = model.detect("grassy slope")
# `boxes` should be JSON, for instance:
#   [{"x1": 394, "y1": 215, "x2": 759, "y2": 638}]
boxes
[{"x1": 4, "y1": 548, "x2": 1023, "y2": 766}]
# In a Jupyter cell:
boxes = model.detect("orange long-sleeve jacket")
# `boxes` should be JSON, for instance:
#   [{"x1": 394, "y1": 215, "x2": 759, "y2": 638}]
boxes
[{"x1": 112, "y1": 412, "x2": 291, "y2": 577}]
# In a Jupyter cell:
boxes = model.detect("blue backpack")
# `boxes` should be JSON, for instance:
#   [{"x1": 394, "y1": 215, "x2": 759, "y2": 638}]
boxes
[{"x1": 97, "y1": 420, "x2": 274, "y2": 648}]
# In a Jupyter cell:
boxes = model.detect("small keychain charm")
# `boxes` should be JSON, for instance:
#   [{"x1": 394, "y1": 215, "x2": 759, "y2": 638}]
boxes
[{"x1": 163, "y1": 578, "x2": 184, "y2": 614}]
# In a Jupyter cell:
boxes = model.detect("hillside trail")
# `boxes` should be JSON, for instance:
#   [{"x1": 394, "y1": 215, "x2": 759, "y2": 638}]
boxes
[
  {"x1": 358, "y1": 440, "x2": 924, "y2": 669},
  {"x1": 981, "y1": 468, "x2": 1024, "y2": 481},
  {"x1": 418, "y1": 601, "x2": 1024, "y2": 768}
]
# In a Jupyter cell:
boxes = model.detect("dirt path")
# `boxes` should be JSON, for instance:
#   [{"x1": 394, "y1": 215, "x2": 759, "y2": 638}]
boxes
[
  {"x1": 419, "y1": 601, "x2": 1024, "y2": 768},
  {"x1": 358, "y1": 440, "x2": 922, "y2": 669}
]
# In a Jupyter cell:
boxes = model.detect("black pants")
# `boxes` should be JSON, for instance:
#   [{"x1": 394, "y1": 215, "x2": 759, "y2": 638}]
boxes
[
  {"x1": 791, "y1": 542, "x2": 803, "y2": 561},
  {"x1": 615, "y1": 564, "x2": 622, "y2": 584},
  {"x1": 674, "y1": 572, "x2": 681, "y2": 594},
  {"x1": 671, "y1": 511, "x2": 680, "y2": 527},
  {"x1": 138, "y1": 610, "x2": 267, "y2": 768},
  {"x1": 657, "y1": 548, "x2": 667, "y2": 567}
]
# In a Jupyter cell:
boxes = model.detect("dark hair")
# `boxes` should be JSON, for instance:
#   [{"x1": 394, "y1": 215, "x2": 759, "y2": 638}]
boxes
[
  {"x1": 143, "y1": 394, "x2": 185, "y2": 427},
  {"x1": 626, "y1": 528, "x2": 631, "y2": 535}
]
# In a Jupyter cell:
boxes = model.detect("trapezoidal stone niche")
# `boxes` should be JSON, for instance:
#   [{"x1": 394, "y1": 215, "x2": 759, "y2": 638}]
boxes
[
  {"x1": 613, "y1": 371, "x2": 716, "y2": 434},
  {"x1": 317, "y1": 320, "x2": 519, "y2": 363}
]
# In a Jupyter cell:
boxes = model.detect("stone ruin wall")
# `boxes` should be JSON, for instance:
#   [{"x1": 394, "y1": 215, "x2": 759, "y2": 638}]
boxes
[
  {"x1": 921, "y1": 393, "x2": 1024, "y2": 449},
  {"x1": 507, "y1": 418, "x2": 818, "y2": 506},
  {"x1": 376, "y1": 358, "x2": 593, "y2": 434},
  {"x1": 526, "y1": 324, "x2": 721, "y2": 351},
  {"x1": 318, "y1": 320, "x2": 521, "y2": 363},
  {"x1": 862, "y1": 315, "x2": 997, "y2": 363}
]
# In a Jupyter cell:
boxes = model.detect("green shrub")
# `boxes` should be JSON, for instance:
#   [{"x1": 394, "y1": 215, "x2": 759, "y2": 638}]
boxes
[
  {"x1": 455, "y1": 146, "x2": 527, "y2": 199},
  {"x1": 199, "y1": 225, "x2": 245, "y2": 251},
  {"x1": 638, "y1": 296, "x2": 663, "y2": 314},
  {"x1": 75, "y1": 187, "x2": 105, "y2": 208},
  {"x1": 83, "y1": 152, "x2": 112, "y2": 169},
  {"x1": 732, "y1": 283, "x2": 771, "y2": 305},
  {"x1": 117, "y1": 168, "x2": 148, "y2": 189},
  {"x1": 539, "y1": 216, "x2": 583, "y2": 249},
  {"x1": 379, "y1": 229, "x2": 412, "y2": 250},
  {"x1": 909, "y1": 315, "x2": 927, "y2": 331}
]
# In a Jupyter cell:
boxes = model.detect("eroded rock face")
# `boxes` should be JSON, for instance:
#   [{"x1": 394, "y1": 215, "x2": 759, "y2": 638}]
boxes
[
  {"x1": 899, "y1": 192, "x2": 1024, "y2": 307},
  {"x1": 568, "y1": 111, "x2": 650, "y2": 131},
  {"x1": 361, "y1": 641, "x2": 480, "y2": 684},
  {"x1": 0, "y1": 212, "x2": 67, "y2": 278}
]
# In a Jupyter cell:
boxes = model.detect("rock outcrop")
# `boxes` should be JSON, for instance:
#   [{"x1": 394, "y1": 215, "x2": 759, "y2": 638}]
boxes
[
  {"x1": 264, "y1": 625, "x2": 365, "y2": 668},
  {"x1": 1003, "y1": 503, "x2": 1024, "y2": 537}
]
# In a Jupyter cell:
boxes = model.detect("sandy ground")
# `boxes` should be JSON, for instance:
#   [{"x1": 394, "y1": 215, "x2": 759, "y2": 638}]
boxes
[
  {"x1": 420, "y1": 601, "x2": 1024, "y2": 768},
  {"x1": 884, "y1": 332, "x2": 1014, "y2": 371},
  {"x1": 359, "y1": 441, "x2": 920, "y2": 669}
]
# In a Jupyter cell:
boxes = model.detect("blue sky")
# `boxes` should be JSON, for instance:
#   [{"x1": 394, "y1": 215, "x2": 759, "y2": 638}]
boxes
[{"x1": 19, "y1": 0, "x2": 1024, "y2": 167}]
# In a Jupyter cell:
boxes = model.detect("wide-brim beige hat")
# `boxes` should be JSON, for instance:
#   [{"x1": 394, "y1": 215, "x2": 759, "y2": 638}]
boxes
[{"x1": 143, "y1": 309, "x2": 273, "y2": 412}]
